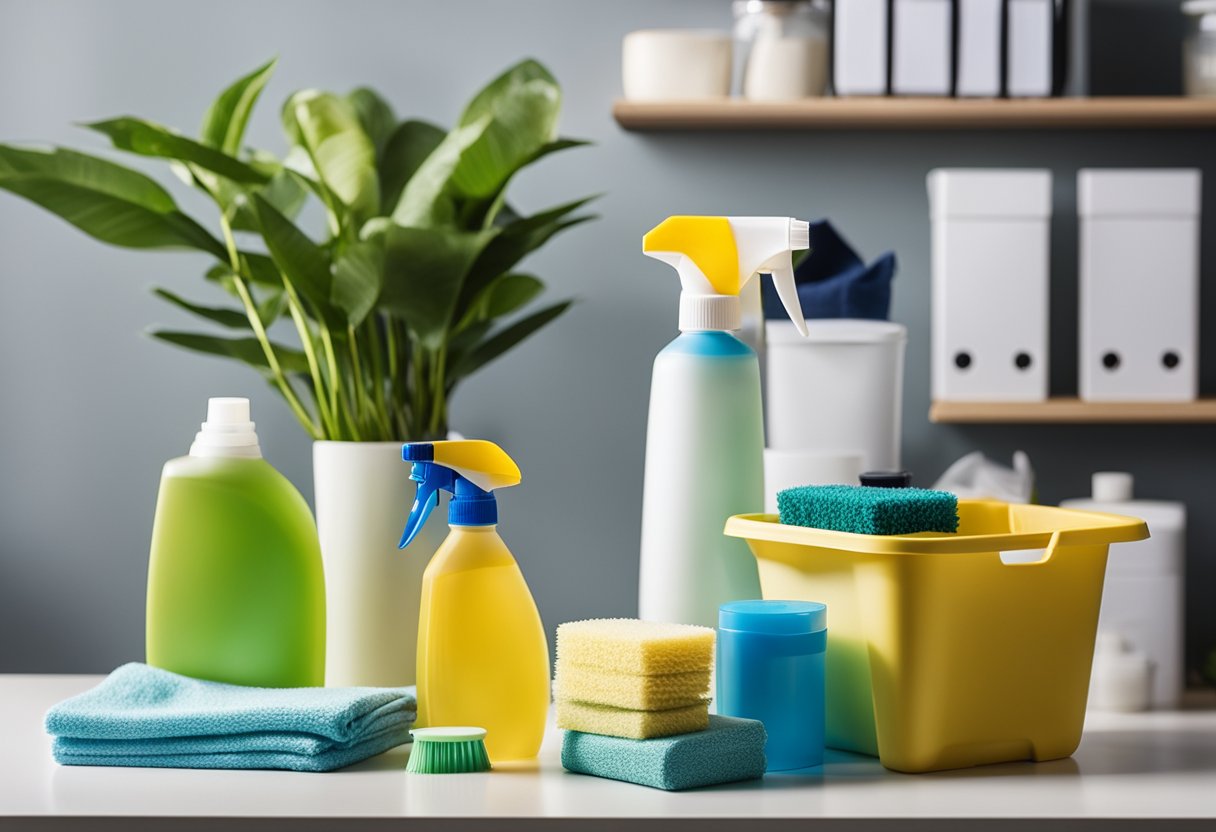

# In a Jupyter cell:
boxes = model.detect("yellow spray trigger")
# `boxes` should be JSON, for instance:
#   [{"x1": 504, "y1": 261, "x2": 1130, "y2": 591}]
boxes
[
  {"x1": 643, "y1": 216, "x2": 740, "y2": 296},
  {"x1": 431, "y1": 440, "x2": 521, "y2": 492}
]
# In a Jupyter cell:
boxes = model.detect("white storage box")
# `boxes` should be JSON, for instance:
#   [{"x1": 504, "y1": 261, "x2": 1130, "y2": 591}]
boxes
[
  {"x1": 765, "y1": 319, "x2": 906, "y2": 471},
  {"x1": 928, "y1": 169, "x2": 1053, "y2": 402},
  {"x1": 1078, "y1": 169, "x2": 1201, "y2": 402}
]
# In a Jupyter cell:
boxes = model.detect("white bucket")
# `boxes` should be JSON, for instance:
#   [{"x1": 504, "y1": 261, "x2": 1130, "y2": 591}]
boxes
[
  {"x1": 765, "y1": 319, "x2": 907, "y2": 471},
  {"x1": 763, "y1": 449, "x2": 865, "y2": 514}
]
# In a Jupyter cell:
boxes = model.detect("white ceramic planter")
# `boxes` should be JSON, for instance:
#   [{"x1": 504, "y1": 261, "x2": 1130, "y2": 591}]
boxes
[{"x1": 313, "y1": 441, "x2": 443, "y2": 687}]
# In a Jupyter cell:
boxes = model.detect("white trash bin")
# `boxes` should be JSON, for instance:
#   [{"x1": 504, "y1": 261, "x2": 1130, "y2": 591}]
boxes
[{"x1": 765, "y1": 319, "x2": 907, "y2": 471}]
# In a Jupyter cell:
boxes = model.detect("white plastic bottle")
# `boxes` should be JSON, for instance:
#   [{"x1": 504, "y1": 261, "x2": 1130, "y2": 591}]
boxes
[
  {"x1": 1061, "y1": 472, "x2": 1186, "y2": 709},
  {"x1": 638, "y1": 216, "x2": 810, "y2": 628}
]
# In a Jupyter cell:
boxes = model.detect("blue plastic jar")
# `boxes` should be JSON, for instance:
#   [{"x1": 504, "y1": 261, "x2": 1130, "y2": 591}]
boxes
[{"x1": 717, "y1": 600, "x2": 826, "y2": 771}]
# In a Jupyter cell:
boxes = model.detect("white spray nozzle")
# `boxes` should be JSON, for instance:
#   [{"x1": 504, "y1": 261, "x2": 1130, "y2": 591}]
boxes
[{"x1": 643, "y1": 216, "x2": 810, "y2": 334}]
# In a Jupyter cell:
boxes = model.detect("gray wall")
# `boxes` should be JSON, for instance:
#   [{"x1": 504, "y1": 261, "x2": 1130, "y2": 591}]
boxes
[{"x1": 1, "y1": 0, "x2": 1213, "y2": 680}]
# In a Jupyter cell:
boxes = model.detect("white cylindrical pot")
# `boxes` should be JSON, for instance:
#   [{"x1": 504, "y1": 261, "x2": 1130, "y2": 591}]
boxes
[
  {"x1": 314, "y1": 441, "x2": 442, "y2": 687},
  {"x1": 622, "y1": 30, "x2": 733, "y2": 101},
  {"x1": 763, "y1": 449, "x2": 864, "y2": 514},
  {"x1": 765, "y1": 319, "x2": 907, "y2": 471}
]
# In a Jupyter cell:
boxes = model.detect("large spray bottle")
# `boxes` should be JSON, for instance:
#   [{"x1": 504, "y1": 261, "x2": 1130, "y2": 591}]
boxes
[
  {"x1": 638, "y1": 216, "x2": 809, "y2": 628},
  {"x1": 398, "y1": 439, "x2": 550, "y2": 761}
]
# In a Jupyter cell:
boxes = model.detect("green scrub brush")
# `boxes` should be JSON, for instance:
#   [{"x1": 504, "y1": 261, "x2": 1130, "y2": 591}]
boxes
[
  {"x1": 777, "y1": 484, "x2": 959, "y2": 535},
  {"x1": 406, "y1": 727, "x2": 492, "y2": 774}
]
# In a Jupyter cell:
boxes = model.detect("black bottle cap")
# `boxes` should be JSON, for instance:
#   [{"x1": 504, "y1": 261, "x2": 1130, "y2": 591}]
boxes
[{"x1": 860, "y1": 470, "x2": 913, "y2": 488}]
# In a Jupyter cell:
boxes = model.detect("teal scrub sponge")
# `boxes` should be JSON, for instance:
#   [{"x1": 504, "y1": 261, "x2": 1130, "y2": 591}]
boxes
[
  {"x1": 561, "y1": 715, "x2": 767, "y2": 791},
  {"x1": 777, "y1": 484, "x2": 959, "y2": 535}
]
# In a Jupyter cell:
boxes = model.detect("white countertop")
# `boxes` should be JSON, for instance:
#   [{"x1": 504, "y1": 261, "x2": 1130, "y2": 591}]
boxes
[{"x1": 3, "y1": 674, "x2": 1215, "y2": 830}]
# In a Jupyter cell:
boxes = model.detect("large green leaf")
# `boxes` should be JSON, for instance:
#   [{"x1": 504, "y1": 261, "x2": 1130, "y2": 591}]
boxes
[
  {"x1": 153, "y1": 287, "x2": 250, "y2": 328},
  {"x1": 346, "y1": 87, "x2": 396, "y2": 157},
  {"x1": 473, "y1": 138, "x2": 591, "y2": 228},
  {"x1": 378, "y1": 119, "x2": 445, "y2": 215},
  {"x1": 251, "y1": 193, "x2": 338, "y2": 324},
  {"x1": 200, "y1": 58, "x2": 277, "y2": 154},
  {"x1": 0, "y1": 145, "x2": 225, "y2": 254},
  {"x1": 332, "y1": 238, "x2": 383, "y2": 326},
  {"x1": 454, "y1": 272, "x2": 543, "y2": 333},
  {"x1": 85, "y1": 118, "x2": 269, "y2": 184},
  {"x1": 229, "y1": 168, "x2": 309, "y2": 232},
  {"x1": 379, "y1": 225, "x2": 490, "y2": 348},
  {"x1": 449, "y1": 300, "x2": 572, "y2": 383},
  {"x1": 150, "y1": 329, "x2": 310, "y2": 373},
  {"x1": 238, "y1": 251, "x2": 288, "y2": 288},
  {"x1": 449, "y1": 60, "x2": 561, "y2": 200},
  {"x1": 458, "y1": 196, "x2": 596, "y2": 311},
  {"x1": 282, "y1": 91, "x2": 378, "y2": 219},
  {"x1": 0, "y1": 145, "x2": 174, "y2": 211},
  {"x1": 204, "y1": 264, "x2": 287, "y2": 323},
  {"x1": 391, "y1": 116, "x2": 490, "y2": 227}
]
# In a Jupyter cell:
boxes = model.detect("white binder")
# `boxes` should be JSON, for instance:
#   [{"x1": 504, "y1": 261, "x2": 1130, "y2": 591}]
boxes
[
  {"x1": 833, "y1": 0, "x2": 890, "y2": 95},
  {"x1": 891, "y1": 0, "x2": 955, "y2": 96},
  {"x1": 1078, "y1": 169, "x2": 1202, "y2": 402},
  {"x1": 928, "y1": 169, "x2": 1053, "y2": 402},
  {"x1": 1006, "y1": 0, "x2": 1055, "y2": 97},
  {"x1": 956, "y1": 0, "x2": 1003, "y2": 97}
]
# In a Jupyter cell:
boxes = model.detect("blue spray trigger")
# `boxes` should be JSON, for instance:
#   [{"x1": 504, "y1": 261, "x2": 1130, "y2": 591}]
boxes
[
  {"x1": 399, "y1": 442, "x2": 505, "y2": 549},
  {"x1": 399, "y1": 461, "x2": 456, "y2": 549}
]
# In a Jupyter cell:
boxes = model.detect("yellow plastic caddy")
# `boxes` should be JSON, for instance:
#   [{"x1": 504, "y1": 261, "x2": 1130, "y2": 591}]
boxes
[{"x1": 724, "y1": 500, "x2": 1148, "y2": 773}]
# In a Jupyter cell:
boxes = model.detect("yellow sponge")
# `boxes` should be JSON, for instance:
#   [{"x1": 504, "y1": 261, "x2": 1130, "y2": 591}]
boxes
[
  {"x1": 555, "y1": 619, "x2": 715, "y2": 676},
  {"x1": 555, "y1": 662, "x2": 711, "y2": 711},
  {"x1": 556, "y1": 699, "x2": 709, "y2": 740}
]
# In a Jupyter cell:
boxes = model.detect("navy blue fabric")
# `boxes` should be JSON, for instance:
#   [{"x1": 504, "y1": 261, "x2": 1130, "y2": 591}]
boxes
[{"x1": 761, "y1": 220, "x2": 896, "y2": 321}]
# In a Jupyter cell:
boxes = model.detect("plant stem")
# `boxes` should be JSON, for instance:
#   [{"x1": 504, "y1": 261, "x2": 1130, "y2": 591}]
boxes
[
  {"x1": 318, "y1": 327, "x2": 342, "y2": 424},
  {"x1": 346, "y1": 325, "x2": 370, "y2": 434},
  {"x1": 428, "y1": 346, "x2": 447, "y2": 439},
  {"x1": 218, "y1": 215, "x2": 319, "y2": 438},
  {"x1": 282, "y1": 287, "x2": 337, "y2": 438},
  {"x1": 364, "y1": 319, "x2": 393, "y2": 439}
]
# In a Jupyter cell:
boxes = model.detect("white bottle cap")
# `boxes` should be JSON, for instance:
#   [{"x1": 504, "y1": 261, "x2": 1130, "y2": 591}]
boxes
[
  {"x1": 679, "y1": 294, "x2": 742, "y2": 331},
  {"x1": 1092, "y1": 472, "x2": 1133, "y2": 503},
  {"x1": 189, "y1": 397, "x2": 262, "y2": 459}
]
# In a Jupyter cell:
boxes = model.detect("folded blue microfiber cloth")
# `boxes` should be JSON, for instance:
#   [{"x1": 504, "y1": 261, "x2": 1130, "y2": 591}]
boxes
[
  {"x1": 562, "y1": 715, "x2": 767, "y2": 791},
  {"x1": 45, "y1": 663, "x2": 416, "y2": 772},
  {"x1": 762, "y1": 219, "x2": 896, "y2": 320}
]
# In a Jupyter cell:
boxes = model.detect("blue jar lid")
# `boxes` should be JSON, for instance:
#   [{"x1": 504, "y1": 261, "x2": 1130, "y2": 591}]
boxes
[{"x1": 719, "y1": 600, "x2": 827, "y2": 635}]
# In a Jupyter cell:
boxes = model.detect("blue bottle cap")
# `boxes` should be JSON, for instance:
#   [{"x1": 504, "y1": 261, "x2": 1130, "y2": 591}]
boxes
[{"x1": 719, "y1": 600, "x2": 827, "y2": 635}]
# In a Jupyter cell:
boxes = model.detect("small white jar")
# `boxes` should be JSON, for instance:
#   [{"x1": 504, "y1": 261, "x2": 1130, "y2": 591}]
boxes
[{"x1": 733, "y1": 0, "x2": 830, "y2": 100}]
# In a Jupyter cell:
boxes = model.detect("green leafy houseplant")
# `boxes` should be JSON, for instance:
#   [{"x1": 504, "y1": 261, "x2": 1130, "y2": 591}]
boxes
[{"x1": 0, "y1": 58, "x2": 594, "y2": 441}]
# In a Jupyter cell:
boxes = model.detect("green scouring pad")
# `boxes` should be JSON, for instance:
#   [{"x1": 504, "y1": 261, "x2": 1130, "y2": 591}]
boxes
[{"x1": 777, "y1": 484, "x2": 959, "y2": 536}]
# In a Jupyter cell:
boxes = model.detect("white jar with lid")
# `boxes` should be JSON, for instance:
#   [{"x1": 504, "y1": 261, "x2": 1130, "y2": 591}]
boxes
[
  {"x1": 733, "y1": 0, "x2": 830, "y2": 100},
  {"x1": 1183, "y1": 0, "x2": 1216, "y2": 96},
  {"x1": 1062, "y1": 472, "x2": 1186, "y2": 710}
]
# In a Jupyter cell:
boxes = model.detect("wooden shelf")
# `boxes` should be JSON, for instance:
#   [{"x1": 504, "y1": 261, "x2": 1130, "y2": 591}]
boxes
[
  {"x1": 613, "y1": 97, "x2": 1216, "y2": 131},
  {"x1": 931, "y1": 398, "x2": 1216, "y2": 424}
]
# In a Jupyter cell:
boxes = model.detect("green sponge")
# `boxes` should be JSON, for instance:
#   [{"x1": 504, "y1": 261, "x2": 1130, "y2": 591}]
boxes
[
  {"x1": 777, "y1": 484, "x2": 959, "y2": 535},
  {"x1": 561, "y1": 715, "x2": 767, "y2": 791}
]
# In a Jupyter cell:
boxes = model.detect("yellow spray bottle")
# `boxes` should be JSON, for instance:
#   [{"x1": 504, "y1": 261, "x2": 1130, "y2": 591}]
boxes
[{"x1": 398, "y1": 440, "x2": 549, "y2": 761}]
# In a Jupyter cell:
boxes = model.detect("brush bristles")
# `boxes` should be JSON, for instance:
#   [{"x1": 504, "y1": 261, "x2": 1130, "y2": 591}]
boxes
[{"x1": 406, "y1": 738, "x2": 491, "y2": 774}]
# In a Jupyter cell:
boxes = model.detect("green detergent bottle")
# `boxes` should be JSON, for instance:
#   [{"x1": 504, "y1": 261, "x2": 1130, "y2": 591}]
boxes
[{"x1": 146, "y1": 397, "x2": 325, "y2": 687}]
